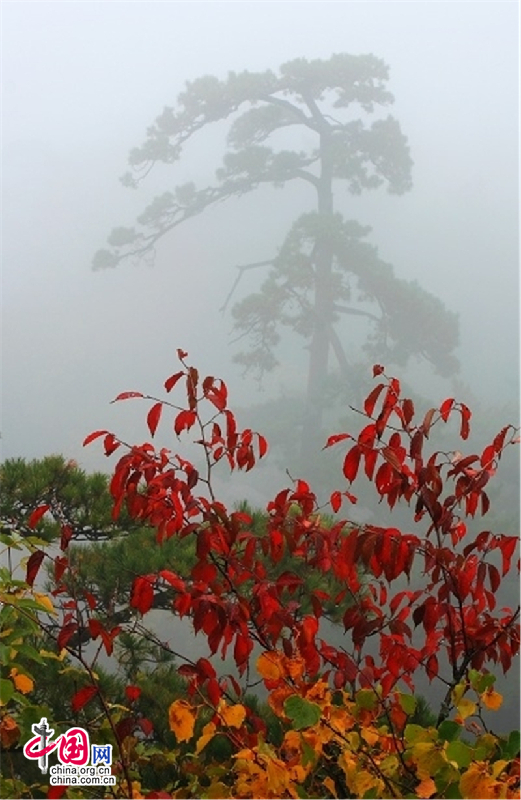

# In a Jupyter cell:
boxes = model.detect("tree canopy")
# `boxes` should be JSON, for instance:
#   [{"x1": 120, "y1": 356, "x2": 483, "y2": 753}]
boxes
[{"x1": 93, "y1": 54, "x2": 459, "y2": 460}]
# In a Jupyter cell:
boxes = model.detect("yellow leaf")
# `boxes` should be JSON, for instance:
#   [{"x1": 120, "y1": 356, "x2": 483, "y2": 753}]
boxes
[
  {"x1": 451, "y1": 682, "x2": 467, "y2": 706},
  {"x1": 168, "y1": 699, "x2": 196, "y2": 742},
  {"x1": 352, "y1": 769, "x2": 383, "y2": 798},
  {"x1": 491, "y1": 759, "x2": 508, "y2": 779},
  {"x1": 481, "y1": 688, "x2": 503, "y2": 711},
  {"x1": 323, "y1": 777, "x2": 337, "y2": 798},
  {"x1": 257, "y1": 651, "x2": 283, "y2": 681},
  {"x1": 411, "y1": 742, "x2": 448, "y2": 780},
  {"x1": 417, "y1": 777, "x2": 437, "y2": 798},
  {"x1": 33, "y1": 593, "x2": 55, "y2": 614},
  {"x1": 9, "y1": 669, "x2": 34, "y2": 695},
  {"x1": 459, "y1": 763, "x2": 496, "y2": 799},
  {"x1": 195, "y1": 721, "x2": 216, "y2": 755},
  {"x1": 456, "y1": 698, "x2": 476, "y2": 721},
  {"x1": 39, "y1": 648, "x2": 67, "y2": 661},
  {"x1": 234, "y1": 747, "x2": 255, "y2": 761},
  {"x1": 266, "y1": 756, "x2": 290, "y2": 794},
  {"x1": 205, "y1": 781, "x2": 230, "y2": 798},
  {"x1": 220, "y1": 703, "x2": 246, "y2": 729},
  {"x1": 361, "y1": 726, "x2": 380, "y2": 746}
]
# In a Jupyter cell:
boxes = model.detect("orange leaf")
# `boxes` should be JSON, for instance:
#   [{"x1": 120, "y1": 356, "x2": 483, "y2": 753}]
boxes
[
  {"x1": 481, "y1": 688, "x2": 503, "y2": 711},
  {"x1": 168, "y1": 699, "x2": 195, "y2": 742},
  {"x1": 0, "y1": 715, "x2": 20, "y2": 748},
  {"x1": 257, "y1": 651, "x2": 283, "y2": 682},
  {"x1": 10, "y1": 669, "x2": 33, "y2": 695},
  {"x1": 220, "y1": 703, "x2": 246, "y2": 729},
  {"x1": 416, "y1": 777, "x2": 436, "y2": 799},
  {"x1": 195, "y1": 721, "x2": 216, "y2": 755}
]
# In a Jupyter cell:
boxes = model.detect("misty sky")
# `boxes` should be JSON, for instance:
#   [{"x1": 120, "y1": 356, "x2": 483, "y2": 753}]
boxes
[{"x1": 1, "y1": 1, "x2": 519, "y2": 477}]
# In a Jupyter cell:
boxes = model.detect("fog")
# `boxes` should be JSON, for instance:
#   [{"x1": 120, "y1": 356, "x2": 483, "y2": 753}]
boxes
[
  {"x1": 2, "y1": 1, "x2": 519, "y2": 479},
  {"x1": 2, "y1": 0, "x2": 520, "y2": 735}
]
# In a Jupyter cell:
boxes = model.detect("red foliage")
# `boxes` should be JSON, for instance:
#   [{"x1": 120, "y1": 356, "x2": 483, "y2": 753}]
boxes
[{"x1": 34, "y1": 349, "x2": 515, "y2": 748}]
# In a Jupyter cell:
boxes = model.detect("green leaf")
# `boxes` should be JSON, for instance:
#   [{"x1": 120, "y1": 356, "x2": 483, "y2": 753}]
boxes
[
  {"x1": 0, "y1": 535, "x2": 22, "y2": 549},
  {"x1": 437, "y1": 720, "x2": 461, "y2": 742},
  {"x1": 443, "y1": 783, "x2": 463, "y2": 799},
  {"x1": 301, "y1": 735, "x2": 317, "y2": 767},
  {"x1": 283, "y1": 695, "x2": 321, "y2": 730},
  {"x1": 469, "y1": 669, "x2": 496, "y2": 693},
  {"x1": 356, "y1": 689, "x2": 378, "y2": 711},
  {"x1": 0, "y1": 678, "x2": 14, "y2": 705},
  {"x1": 404, "y1": 724, "x2": 436, "y2": 744},
  {"x1": 446, "y1": 740, "x2": 473, "y2": 768},
  {"x1": 500, "y1": 730, "x2": 520, "y2": 760},
  {"x1": 0, "y1": 643, "x2": 11, "y2": 665},
  {"x1": 13, "y1": 644, "x2": 46, "y2": 665},
  {"x1": 399, "y1": 693, "x2": 416, "y2": 716}
]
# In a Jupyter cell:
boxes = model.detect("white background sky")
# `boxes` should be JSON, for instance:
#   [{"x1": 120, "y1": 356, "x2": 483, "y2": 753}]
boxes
[{"x1": 1, "y1": 1, "x2": 519, "y2": 473}]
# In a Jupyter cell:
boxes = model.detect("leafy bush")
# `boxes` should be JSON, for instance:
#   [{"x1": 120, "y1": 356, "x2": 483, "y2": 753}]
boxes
[{"x1": 1, "y1": 350, "x2": 519, "y2": 798}]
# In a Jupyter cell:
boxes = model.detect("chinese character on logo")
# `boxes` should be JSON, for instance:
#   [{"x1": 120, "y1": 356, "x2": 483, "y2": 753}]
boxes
[
  {"x1": 58, "y1": 727, "x2": 90, "y2": 766},
  {"x1": 91, "y1": 744, "x2": 112, "y2": 766},
  {"x1": 23, "y1": 718, "x2": 57, "y2": 774}
]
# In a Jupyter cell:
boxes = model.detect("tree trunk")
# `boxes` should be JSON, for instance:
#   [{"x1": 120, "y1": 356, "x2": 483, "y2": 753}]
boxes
[{"x1": 299, "y1": 132, "x2": 335, "y2": 470}]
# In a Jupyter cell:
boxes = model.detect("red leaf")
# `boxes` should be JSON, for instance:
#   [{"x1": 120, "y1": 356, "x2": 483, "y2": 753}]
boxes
[
  {"x1": 139, "y1": 717, "x2": 154, "y2": 737},
  {"x1": 460, "y1": 403, "x2": 471, "y2": 440},
  {"x1": 54, "y1": 556, "x2": 68, "y2": 583},
  {"x1": 112, "y1": 391, "x2": 144, "y2": 402},
  {"x1": 164, "y1": 370, "x2": 184, "y2": 392},
  {"x1": 83, "y1": 429, "x2": 109, "y2": 447},
  {"x1": 147, "y1": 402, "x2": 163, "y2": 437},
  {"x1": 257, "y1": 434, "x2": 268, "y2": 458},
  {"x1": 196, "y1": 658, "x2": 217, "y2": 681},
  {"x1": 58, "y1": 622, "x2": 78, "y2": 650},
  {"x1": 234, "y1": 634, "x2": 253, "y2": 670},
  {"x1": 480, "y1": 444, "x2": 496, "y2": 469},
  {"x1": 159, "y1": 570, "x2": 185, "y2": 592},
  {"x1": 373, "y1": 364, "x2": 385, "y2": 377},
  {"x1": 402, "y1": 398, "x2": 415, "y2": 426},
  {"x1": 493, "y1": 426, "x2": 511, "y2": 453},
  {"x1": 343, "y1": 445, "x2": 361, "y2": 483},
  {"x1": 207, "y1": 677, "x2": 222, "y2": 706},
  {"x1": 71, "y1": 685, "x2": 98, "y2": 713},
  {"x1": 103, "y1": 433, "x2": 120, "y2": 456},
  {"x1": 47, "y1": 786, "x2": 67, "y2": 799},
  {"x1": 28, "y1": 505, "x2": 50, "y2": 529},
  {"x1": 125, "y1": 685, "x2": 141, "y2": 703},
  {"x1": 324, "y1": 433, "x2": 351, "y2": 449},
  {"x1": 421, "y1": 408, "x2": 436, "y2": 437},
  {"x1": 300, "y1": 616, "x2": 318, "y2": 645},
  {"x1": 488, "y1": 564, "x2": 501, "y2": 593},
  {"x1": 364, "y1": 384, "x2": 384, "y2": 417},
  {"x1": 203, "y1": 377, "x2": 228, "y2": 411},
  {"x1": 174, "y1": 409, "x2": 197, "y2": 436},
  {"x1": 26, "y1": 550, "x2": 45, "y2": 587},
  {"x1": 440, "y1": 398, "x2": 454, "y2": 422},
  {"x1": 88, "y1": 619, "x2": 103, "y2": 639},
  {"x1": 130, "y1": 576, "x2": 155, "y2": 614},
  {"x1": 498, "y1": 537, "x2": 517, "y2": 576},
  {"x1": 60, "y1": 524, "x2": 73, "y2": 551},
  {"x1": 410, "y1": 430, "x2": 424, "y2": 461},
  {"x1": 330, "y1": 491, "x2": 342, "y2": 513}
]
